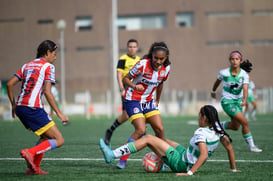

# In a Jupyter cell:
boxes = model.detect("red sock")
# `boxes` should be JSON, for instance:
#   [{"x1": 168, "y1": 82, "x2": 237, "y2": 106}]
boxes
[
  {"x1": 34, "y1": 153, "x2": 44, "y2": 166},
  {"x1": 28, "y1": 140, "x2": 52, "y2": 155},
  {"x1": 120, "y1": 153, "x2": 130, "y2": 161}
]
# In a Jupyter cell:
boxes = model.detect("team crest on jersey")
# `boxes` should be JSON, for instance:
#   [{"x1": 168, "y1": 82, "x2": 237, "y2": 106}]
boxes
[
  {"x1": 160, "y1": 70, "x2": 165, "y2": 76},
  {"x1": 238, "y1": 77, "x2": 243, "y2": 83},
  {"x1": 133, "y1": 107, "x2": 140, "y2": 114},
  {"x1": 231, "y1": 107, "x2": 236, "y2": 112}
]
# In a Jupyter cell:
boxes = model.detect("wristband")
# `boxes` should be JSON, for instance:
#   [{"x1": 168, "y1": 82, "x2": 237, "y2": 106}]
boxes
[
  {"x1": 211, "y1": 90, "x2": 216, "y2": 94},
  {"x1": 230, "y1": 169, "x2": 237, "y2": 172},
  {"x1": 187, "y1": 170, "x2": 193, "y2": 175},
  {"x1": 119, "y1": 88, "x2": 125, "y2": 92}
]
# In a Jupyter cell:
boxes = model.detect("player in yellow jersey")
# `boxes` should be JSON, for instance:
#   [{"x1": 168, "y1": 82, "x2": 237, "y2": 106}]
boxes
[{"x1": 104, "y1": 39, "x2": 140, "y2": 145}]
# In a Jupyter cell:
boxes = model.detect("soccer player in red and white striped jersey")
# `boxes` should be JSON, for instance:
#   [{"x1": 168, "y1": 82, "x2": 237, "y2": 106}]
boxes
[
  {"x1": 7, "y1": 40, "x2": 68, "y2": 175},
  {"x1": 115, "y1": 42, "x2": 171, "y2": 169}
]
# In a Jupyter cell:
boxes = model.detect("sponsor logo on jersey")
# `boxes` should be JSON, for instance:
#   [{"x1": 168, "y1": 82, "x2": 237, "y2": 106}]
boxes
[{"x1": 141, "y1": 78, "x2": 159, "y2": 86}]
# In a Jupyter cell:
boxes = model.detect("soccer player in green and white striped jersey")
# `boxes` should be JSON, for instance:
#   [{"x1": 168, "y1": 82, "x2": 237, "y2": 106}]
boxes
[
  {"x1": 211, "y1": 51, "x2": 262, "y2": 152},
  {"x1": 99, "y1": 105, "x2": 240, "y2": 175}
]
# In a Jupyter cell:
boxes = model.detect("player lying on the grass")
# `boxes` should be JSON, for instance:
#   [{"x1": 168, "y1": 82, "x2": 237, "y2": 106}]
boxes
[{"x1": 100, "y1": 105, "x2": 241, "y2": 175}]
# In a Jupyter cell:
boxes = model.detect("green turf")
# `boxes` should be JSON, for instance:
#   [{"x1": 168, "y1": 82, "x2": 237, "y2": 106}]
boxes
[{"x1": 0, "y1": 113, "x2": 272, "y2": 181}]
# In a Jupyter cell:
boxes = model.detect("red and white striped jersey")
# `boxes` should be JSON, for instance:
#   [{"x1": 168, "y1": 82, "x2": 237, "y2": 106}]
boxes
[
  {"x1": 15, "y1": 58, "x2": 56, "y2": 108},
  {"x1": 124, "y1": 59, "x2": 170, "y2": 103}
]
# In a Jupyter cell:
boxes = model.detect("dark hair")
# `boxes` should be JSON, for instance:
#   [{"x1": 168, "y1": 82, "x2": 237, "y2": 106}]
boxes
[
  {"x1": 240, "y1": 59, "x2": 253, "y2": 73},
  {"x1": 127, "y1": 39, "x2": 138, "y2": 46},
  {"x1": 36, "y1": 40, "x2": 57, "y2": 58},
  {"x1": 200, "y1": 105, "x2": 232, "y2": 143},
  {"x1": 142, "y1": 42, "x2": 171, "y2": 67}
]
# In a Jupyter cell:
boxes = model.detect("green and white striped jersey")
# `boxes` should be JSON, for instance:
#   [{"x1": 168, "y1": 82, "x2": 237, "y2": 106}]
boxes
[
  {"x1": 217, "y1": 67, "x2": 249, "y2": 101},
  {"x1": 185, "y1": 127, "x2": 223, "y2": 167}
]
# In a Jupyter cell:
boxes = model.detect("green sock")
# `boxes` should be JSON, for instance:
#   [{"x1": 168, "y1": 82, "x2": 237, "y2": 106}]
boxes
[{"x1": 128, "y1": 142, "x2": 137, "y2": 153}]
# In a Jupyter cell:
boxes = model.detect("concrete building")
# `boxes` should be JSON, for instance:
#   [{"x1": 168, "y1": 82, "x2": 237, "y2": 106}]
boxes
[{"x1": 1, "y1": 0, "x2": 273, "y2": 103}]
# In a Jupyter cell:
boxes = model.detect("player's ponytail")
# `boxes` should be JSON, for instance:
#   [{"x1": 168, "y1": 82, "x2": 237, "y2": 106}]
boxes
[
  {"x1": 142, "y1": 42, "x2": 171, "y2": 67},
  {"x1": 36, "y1": 40, "x2": 57, "y2": 58},
  {"x1": 240, "y1": 59, "x2": 253, "y2": 73},
  {"x1": 200, "y1": 105, "x2": 232, "y2": 143}
]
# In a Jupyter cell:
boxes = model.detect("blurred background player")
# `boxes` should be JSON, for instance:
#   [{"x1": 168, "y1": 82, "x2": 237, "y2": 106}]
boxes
[
  {"x1": 115, "y1": 42, "x2": 171, "y2": 169},
  {"x1": 100, "y1": 105, "x2": 240, "y2": 175},
  {"x1": 211, "y1": 50, "x2": 262, "y2": 152},
  {"x1": 7, "y1": 40, "x2": 69, "y2": 174},
  {"x1": 244, "y1": 78, "x2": 257, "y2": 121},
  {"x1": 49, "y1": 82, "x2": 60, "y2": 117},
  {"x1": 104, "y1": 39, "x2": 140, "y2": 145}
]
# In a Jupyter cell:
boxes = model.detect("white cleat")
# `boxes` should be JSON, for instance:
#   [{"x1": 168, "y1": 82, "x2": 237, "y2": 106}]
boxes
[{"x1": 249, "y1": 146, "x2": 263, "y2": 152}]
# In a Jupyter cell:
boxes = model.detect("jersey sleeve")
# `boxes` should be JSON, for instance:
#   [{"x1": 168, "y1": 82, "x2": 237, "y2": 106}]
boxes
[
  {"x1": 45, "y1": 64, "x2": 56, "y2": 83},
  {"x1": 163, "y1": 65, "x2": 170, "y2": 81},
  {"x1": 243, "y1": 71, "x2": 249, "y2": 84},
  {"x1": 193, "y1": 128, "x2": 206, "y2": 144},
  {"x1": 217, "y1": 70, "x2": 223, "y2": 80},
  {"x1": 117, "y1": 59, "x2": 126, "y2": 72},
  {"x1": 14, "y1": 64, "x2": 26, "y2": 81},
  {"x1": 129, "y1": 60, "x2": 142, "y2": 78}
]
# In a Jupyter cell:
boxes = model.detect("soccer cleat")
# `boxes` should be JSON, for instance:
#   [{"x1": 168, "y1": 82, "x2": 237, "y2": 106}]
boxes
[
  {"x1": 99, "y1": 138, "x2": 115, "y2": 163},
  {"x1": 20, "y1": 149, "x2": 38, "y2": 172},
  {"x1": 116, "y1": 159, "x2": 127, "y2": 169},
  {"x1": 160, "y1": 163, "x2": 169, "y2": 171},
  {"x1": 249, "y1": 145, "x2": 263, "y2": 152},
  {"x1": 104, "y1": 129, "x2": 112, "y2": 146},
  {"x1": 26, "y1": 168, "x2": 49, "y2": 175}
]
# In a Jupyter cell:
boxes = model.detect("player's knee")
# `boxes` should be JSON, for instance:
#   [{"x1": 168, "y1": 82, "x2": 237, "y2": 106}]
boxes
[
  {"x1": 135, "y1": 127, "x2": 146, "y2": 137},
  {"x1": 56, "y1": 136, "x2": 65, "y2": 147},
  {"x1": 230, "y1": 125, "x2": 240, "y2": 131}
]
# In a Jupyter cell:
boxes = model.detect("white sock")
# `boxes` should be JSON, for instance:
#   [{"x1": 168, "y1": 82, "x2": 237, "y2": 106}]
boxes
[
  {"x1": 251, "y1": 110, "x2": 256, "y2": 118},
  {"x1": 113, "y1": 144, "x2": 131, "y2": 158},
  {"x1": 244, "y1": 133, "x2": 255, "y2": 147}
]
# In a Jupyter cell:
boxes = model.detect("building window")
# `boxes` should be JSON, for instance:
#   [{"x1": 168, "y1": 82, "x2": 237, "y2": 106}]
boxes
[
  {"x1": 251, "y1": 40, "x2": 273, "y2": 46},
  {"x1": 76, "y1": 46, "x2": 103, "y2": 52},
  {"x1": 117, "y1": 14, "x2": 166, "y2": 30},
  {"x1": 206, "y1": 12, "x2": 242, "y2": 17},
  {"x1": 75, "y1": 16, "x2": 92, "y2": 31},
  {"x1": 0, "y1": 18, "x2": 24, "y2": 23},
  {"x1": 252, "y1": 10, "x2": 273, "y2": 16},
  {"x1": 207, "y1": 40, "x2": 243, "y2": 47},
  {"x1": 38, "y1": 19, "x2": 54, "y2": 24},
  {"x1": 176, "y1": 12, "x2": 194, "y2": 27}
]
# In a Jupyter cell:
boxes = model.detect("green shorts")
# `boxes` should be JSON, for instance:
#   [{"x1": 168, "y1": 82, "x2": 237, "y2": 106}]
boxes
[
  {"x1": 221, "y1": 99, "x2": 242, "y2": 117},
  {"x1": 247, "y1": 95, "x2": 255, "y2": 104},
  {"x1": 161, "y1": 145, "x2": 188, "y2": 173}
]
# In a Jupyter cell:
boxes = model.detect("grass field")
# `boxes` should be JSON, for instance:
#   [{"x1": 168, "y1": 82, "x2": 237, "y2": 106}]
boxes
[{"x1": 0, "y1": 113, "x2": 272, "y2": 181}]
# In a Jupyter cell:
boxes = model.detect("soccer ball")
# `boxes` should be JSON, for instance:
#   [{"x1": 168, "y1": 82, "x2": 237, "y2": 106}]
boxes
[{"x1": 142, "y1": 152, "x2": 163, "y2": 173}]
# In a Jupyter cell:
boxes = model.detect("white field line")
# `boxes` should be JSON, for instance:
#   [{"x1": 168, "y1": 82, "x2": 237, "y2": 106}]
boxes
[{"x1": 0, "y1": 158, "x2": 273, "y2": 163}]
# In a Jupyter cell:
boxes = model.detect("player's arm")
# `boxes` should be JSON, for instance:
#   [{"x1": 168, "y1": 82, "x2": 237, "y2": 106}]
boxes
[
  {"x1": 176, "y1": 142, "x2": 208, "y2": 176},
  {"x1": 241, "y1": 83, "x2": 248, "y2": 107},
  {"x1": 44, "y1": 81, "x2": 68, "y2": 123},
  {"x1": 211, "y1": 79, "x2": 221, "y2": 98},
  {"x1": 220, "y1": 135, "x2": 241, "y2": 172},
  {"x1": 7, "y1": 76, "x2": 20, "y2": 118},
  {"x1": 155, "y1": 82, "x2": 163, "y2": 106},
  {"x1": 117, "y1": 71, "x2": 125, "y2": 96},
  {"x1": 123, "y1": 73, "x2": 144, "y2": 92}
]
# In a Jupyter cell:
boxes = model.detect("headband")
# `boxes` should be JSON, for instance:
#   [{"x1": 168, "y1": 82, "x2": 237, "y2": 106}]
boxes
[{"x1": 229, "y1": 52, "x2": 242, "y2": 60}]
